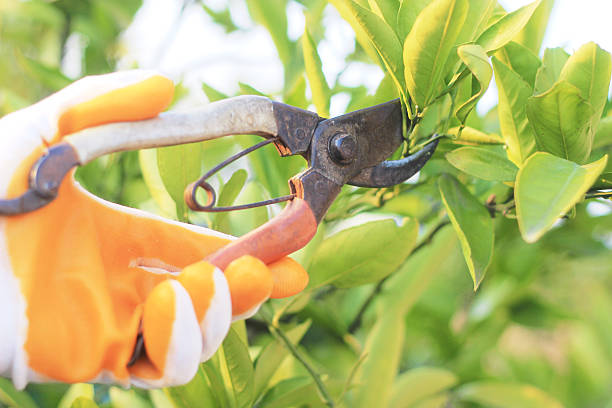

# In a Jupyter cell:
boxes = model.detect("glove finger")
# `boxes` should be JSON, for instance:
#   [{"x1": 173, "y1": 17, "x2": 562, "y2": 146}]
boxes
[
  {"x1": 42, "y1": 70, "x2": 174, "y2": 144},
  {"x1": 268, "y1": 257, "x2": 309, "y2": 299},
  {"x1": 177, "y1": 261, "x2": 231, "y2": 361},
  {"x1": 225, "y1": 255, "x2": 274, "y2": 321},
  {"x1": 129, "y1": 279, "x2": 202, "y2": 388}
]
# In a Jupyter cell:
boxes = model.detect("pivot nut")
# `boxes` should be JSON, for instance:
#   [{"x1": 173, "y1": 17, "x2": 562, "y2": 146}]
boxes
[{"x1": 329, "y1": 133, "x2": 357, "y2": 165}]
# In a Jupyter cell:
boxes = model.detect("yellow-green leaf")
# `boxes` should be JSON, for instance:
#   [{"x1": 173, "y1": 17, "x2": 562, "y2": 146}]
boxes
[
  {"x1": 492, "y1": 57, "x2": 537, "y2": 166},
  {"x1": 403, "y1": 0, "x2": 468, "y2": 108},
  {"x1": 527, "y1": 81, "x2": 594, "y2": 163},
  {"x1": 558, "y1": 42, "x2": 612, "y2": 131},
  {"x1": 448, "y1": 126, "x2": 504, "y2": 145},
  {"x1": 396, "y1": 0, "x2": 429, "y2": 41},
  {"x1": 302, "y1": 29, "x2": 331, "y2": 117},
  {"x1": 446, "y1": 146, "x2": 518, "y2": 181},
  {"x1": 439, "y1": 174, "x2": 494, "y2": 289},
  {"x1": 516, "y1": 153, "x2": 608, "y2": 243},
  {"x1": 222, "y1": 327, "x2": 255, "y2": 408},
  {"x1": 495, "y1": 41, "x2": 541, "y2": 87},
  {"x1": 455, "y1": 44, "x2": 492, "y2": 123},
  {"x1": 534, "y1": 47, "x2": 570, "y2": 95},
  {"x1": 476, "y1": 0, "x2": 541, "y2": 54},
  {"x1": 0, "y1": 378, "x2": 39, "y2": 408},
  {"x1": 512, "y1": 0, "x2": 554, "y2": 55}
]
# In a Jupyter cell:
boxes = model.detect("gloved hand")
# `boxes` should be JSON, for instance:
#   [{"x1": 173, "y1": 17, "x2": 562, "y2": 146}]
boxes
[{"x1": 0, "y1": 71, "x2": 308, "y2": 389}]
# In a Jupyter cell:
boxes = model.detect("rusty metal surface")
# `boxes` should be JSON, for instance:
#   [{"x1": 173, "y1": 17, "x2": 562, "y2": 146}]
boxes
[{"x1": 0, "y1": 143, "x2": 80, "y2": 215}]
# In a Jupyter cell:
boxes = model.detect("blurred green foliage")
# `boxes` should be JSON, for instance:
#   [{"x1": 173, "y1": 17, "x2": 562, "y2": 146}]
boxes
[{"x1": 1, "y1": 1, "x2": 612, "y2": 408}]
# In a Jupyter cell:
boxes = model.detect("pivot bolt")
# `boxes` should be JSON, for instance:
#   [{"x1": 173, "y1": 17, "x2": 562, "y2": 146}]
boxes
[{"x1": 329, "y1": 133, "x2": 357, "y2": 165}]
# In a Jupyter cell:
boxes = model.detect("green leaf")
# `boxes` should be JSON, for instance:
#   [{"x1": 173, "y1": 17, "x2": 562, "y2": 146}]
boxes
[
  {"x1": 492, "y1": 57, "x2": 537, "y2": 166},
  {"x1": 222, "y1": 328, "x2": 254, "y2": 408},
  {"x1": 396, "y1": 0, "x2": 429, "y2": 41},
  {"x1": 448, "y1": 126, "x2": 504, "y2": 145},
  {"x1": 455, "y1": 44, "x2": 492, "y2": 123},
  {"x1": 534, "y1": 47, "x2": 570, "y2": 95},
  {"x1": 368, "y1": 0, "x2": 400, "y2": 30},
  {"x1": 302, "y1": 29, "x2": 331, "y2": 117},
  {"x1": 226, "y1": 181, "x2": 270, "y2": 236},
  {"x1": 0, "y1": 378, "x2": 39, "y2": 408},
  {"x1": 515, "y1": 152, "x2": 608, "y2": 243},
  {"x1": 403, "y1": 0, "x2": 468, "y2": 108},
  {"x1": 558, "y1": 42, "x2": 612, "y2": 131},
  {"x1": 202, "y1": 82, "x2": 229, "y2": 103},
  {"x1": 512, "y1": 0, "x2": 555, "y2": 55},
  {"x1": 389, "y1": 367, "x2": 458, "y2": 408},
  {"x1": 70, "y1": 397, "x2": 99, "y2": 408},
  {"x1": 253, "y1": 320, "x2": 311, "y2": 399},
  {"x1": 16, "y1": 53, "x2": 71, "y2": 91},
  {"x1": 308, "y1": 217, "x2": 418, "y2": 288},
  {"x1": 476, "y1": 0, "x2": 541, "y2": 54},
  {"x1": 446, "y1": 146, "x2": 518, "y2": 181},
  {"x1": 594, "y1": 116, "x2": 612, "y2": 150},
  {"x1": 213, "y1": 169, "x2": 248, "y2": 234},
  {"x1": 438, "y1": 174, "x2": 494, "y2": 289},
  {"x1": 456, "y1": 0, "x2": 497, "y2": 44},
  {"x1": 201, "y1": 4, "x2": 239, "y2": 33},
  {"x1": 526, "y1": 81, "x2": 594, "y2": 163},
  {"x1": 148, "y1": 390, "x2": 174, "y2": 408},
  {"x1": 164, "y1": 366, "x2": 219, "y2": 408},
  {"x1": 58, "y1": 384, "x2": 93, "y2": 408},
  {"x1": 457, "y1": 381, "x2": 563, "y2": 408},
  {"x1": 259, "y1": 377, "x2": 343, "y2": 408},
  {"x1": 109, "y1": 388, "x2": 152, "y2": 408},
  {"x1": 157, "y1": 143, "x2": 203, "y2": 222},
  {"x1": 495, "y1": 41, "x2": 541, "y2": 87},
  {"x1": 344, "y1": 1, "x2": 406, "y2": 94}
]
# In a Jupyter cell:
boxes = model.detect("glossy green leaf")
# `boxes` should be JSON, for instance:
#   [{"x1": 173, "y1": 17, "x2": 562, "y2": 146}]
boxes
[
  {"x1": 345, "y1": 1, "x2": 406, "y2": 93},
  {"x1": 222, "y1": 328, "x2": 254, "y2": 408},
  {"x1": 439, "y1": 174, "x2": 494, "y2": 289},
  {"x1": 0, "y1": 378, "x2": 39, "y2": 408},
  {"x1": 594, "y1": 116, "x2": 612, "y2": 150},
  {"x1": 492, "y1": 57, "x2": 537, "y2": 166},
  {"x1": 527, "y1": 81, "x2": 594, "y2": 163},
  {"x1": 457, "y1": 381, "x2": 563, "y2": 408},
  {"x1": 70, "y1": 397, "x2": 99, "y2": 408},
  {"x1": 456, "y1": 0, "x2": 497, "y2": 44},
  {"x1": 213, "y1": 169, "x2": 248, "y2": 234},
  {"x1": 396, "y1": 0, "x2": 429, "y2": 41},
  {"x1": 109, "y1": 388, "x2": 152, "y2": 408},
  {"x1": 512, "y1": 0, "x2": 555, "y2": 55},
  {"x1": 558, "y1": 42, "x2": 612, "y2": 131},
  {"x1": 476, "y1": 0, "x2": 540, "y2": 54},
  {"x1": 446, "y1": 146, "x2": 518, "y2": 181},
  {"x1": 368, "y1": 0, "x2": 400, "y2": 29},
  {"x1": 226, "y1": 181, "x2": 270, "y2": 236},
  {"x1": 389, "y1": 367, "x2": 458, "y2": 408},
  {"x1": 455, "y1": 44, "x2": 492, "y2": 123},
  {"x1": 157, "y1": 143, "x2": 203, "y2": 222},
  {"x1": 259, "y1": 377, "x2": 343, "y2": 408},
  {"x1": 164, "y1": 366, "x2": 218, "y2": 408},
  {"x1": 57, "y1": 384, "x2": 93, "y2": 408},
  {"x1": 302, "y1": 29, "x2": 330, "y2": 117},
  {"x1": 403, "y1": 0, "x2": 468, "y2": 108},
  {"x1": 253, "y1": 320, "x2": 311, "y2": 399},
  {"x1": 516, "y1": 153, "x2": 608, "y2": 243},
  {"x1": 308, "y1": 217, "x2": 418, "y2": 288},
  {"x1": 496, "y1": 41, "x2": 541, "y2": 87},
  {"x1": 534, "y1": 47, "x2": 570, "y2": 94},
  {"x1": 448, "y1": 126, "x2": 504, "y2": 145}
]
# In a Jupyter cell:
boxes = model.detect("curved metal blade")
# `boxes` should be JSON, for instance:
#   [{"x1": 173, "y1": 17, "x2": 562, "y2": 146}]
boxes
[{"x1": 348, "y1": 138, "x2": 440, "y2": 187}]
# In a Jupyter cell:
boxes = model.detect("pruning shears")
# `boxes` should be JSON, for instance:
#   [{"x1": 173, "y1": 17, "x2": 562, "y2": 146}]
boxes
[{"x1": 0, "y1": 95, "x2": 438, "y2": 269}]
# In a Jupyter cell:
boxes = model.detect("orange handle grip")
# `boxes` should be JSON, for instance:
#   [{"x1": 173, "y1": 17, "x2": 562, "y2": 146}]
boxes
[{"x1": 206, "y1": 198, "x2": 318, "y2": 270}]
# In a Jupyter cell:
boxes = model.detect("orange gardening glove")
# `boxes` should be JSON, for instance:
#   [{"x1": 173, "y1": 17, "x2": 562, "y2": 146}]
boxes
[{"x1": 0, "y1": 71, "x2": 308, "y2": 389}]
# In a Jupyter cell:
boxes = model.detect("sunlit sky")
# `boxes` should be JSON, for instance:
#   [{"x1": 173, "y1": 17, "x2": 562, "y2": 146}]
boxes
[{"x1": 119, "y1": 0, "x2": 612, "y2": 116}]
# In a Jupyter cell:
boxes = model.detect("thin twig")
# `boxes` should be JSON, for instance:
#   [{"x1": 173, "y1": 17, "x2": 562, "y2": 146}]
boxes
[
  {"x1": 264, "y1": 315, "x2": 335, "y2": 407},
  {"x1": 348, "y1": 220, "x2": 451, "y2": 333}
]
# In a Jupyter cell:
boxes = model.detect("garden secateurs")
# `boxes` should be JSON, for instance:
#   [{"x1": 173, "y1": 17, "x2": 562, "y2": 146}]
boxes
[{"x1": 0, "y1": 95, "x2": 438, "y2": 269}]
